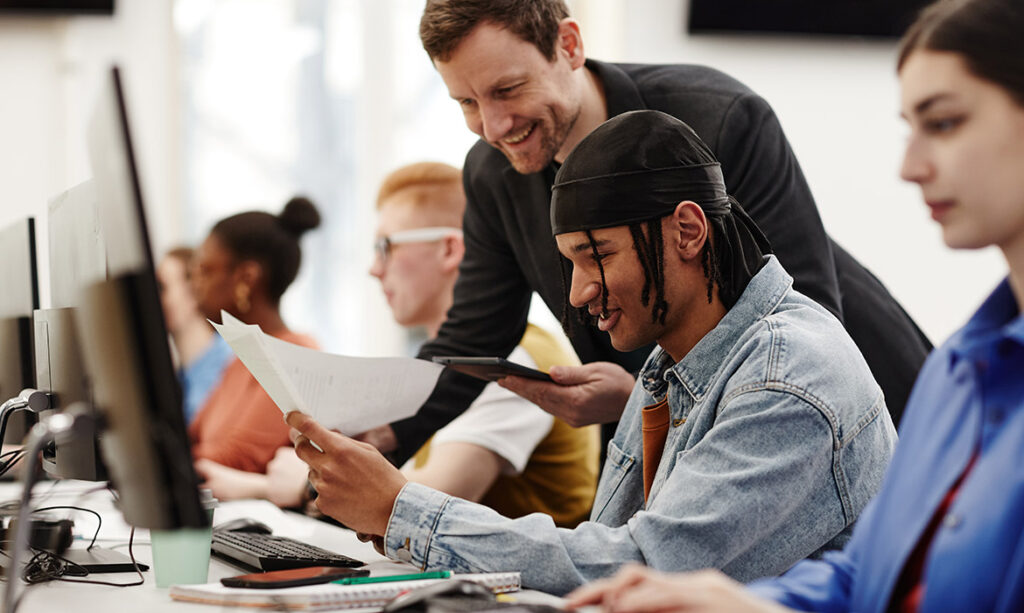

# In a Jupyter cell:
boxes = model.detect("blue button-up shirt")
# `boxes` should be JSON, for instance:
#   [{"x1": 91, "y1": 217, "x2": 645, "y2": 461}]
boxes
[
  {"x1": 750, "y1": 278, "x2": 1024, "y2": 612},
  {"x1": 180, "y1": 334, "x2": 234, "y2": 423},
  {"x1": 384, "y1": 257, "x2": 896, "y2": 595}
]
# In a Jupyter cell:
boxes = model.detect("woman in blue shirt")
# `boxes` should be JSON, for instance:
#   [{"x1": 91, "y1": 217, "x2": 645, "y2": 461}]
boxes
[{"x1": 564, "y1": 0, "x2": 1024, "y2": 611}]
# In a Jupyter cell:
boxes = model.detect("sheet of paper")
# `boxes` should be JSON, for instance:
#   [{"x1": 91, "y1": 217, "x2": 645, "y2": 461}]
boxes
[
  {"x1": 211, "y1": 315, "x2": 309, "y2": 415},
  {"x1": 211, "y1": 312, "x2": 443, "y2": 434}
]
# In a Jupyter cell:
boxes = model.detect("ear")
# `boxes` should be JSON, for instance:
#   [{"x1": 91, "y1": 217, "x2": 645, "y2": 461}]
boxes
[
  {"x1": 669, "y1": 201, "x2": 709, "y2": 262},
  {"x1": 439, "y1": 234, "x2": 465, "y2": 274},
  {"x1": 235, "y1": 260, "x2": 264, "y2": 287},
  {"x1": 555, "y1": 18, "x2": 585, "y2": 70}
]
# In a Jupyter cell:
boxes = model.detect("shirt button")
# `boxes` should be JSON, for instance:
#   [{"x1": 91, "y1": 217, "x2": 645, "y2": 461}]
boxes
[
  {"x1": 989, "y1": 408, "x2": 1005, "y2": 424},
  {"x1": 944, "y1": 513, "x2": 962, "y2": 529},
  {"x1": 395, "y1": 537, "x2": 413, "y2": 563}
]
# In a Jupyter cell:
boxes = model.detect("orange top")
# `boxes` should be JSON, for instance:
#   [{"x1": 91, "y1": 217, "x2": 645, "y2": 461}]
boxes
[{"x1": 189, "y1": 330, "x2": 318, "y2": 473}]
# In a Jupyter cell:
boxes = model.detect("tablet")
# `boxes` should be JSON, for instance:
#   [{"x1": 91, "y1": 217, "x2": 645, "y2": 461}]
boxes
[{"x1": 432, "y1": 356, "x2": 553, "y2": 382}]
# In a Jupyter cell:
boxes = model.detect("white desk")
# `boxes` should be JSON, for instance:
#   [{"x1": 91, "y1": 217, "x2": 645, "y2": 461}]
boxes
[{"x1": 1, "y1": 480, "x2": 412, "y2": 612}]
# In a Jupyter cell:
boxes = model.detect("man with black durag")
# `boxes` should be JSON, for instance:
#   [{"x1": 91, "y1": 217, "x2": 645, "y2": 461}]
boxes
[{"x1": 285, "y1": 111, "x2": 897, "y2": 596}]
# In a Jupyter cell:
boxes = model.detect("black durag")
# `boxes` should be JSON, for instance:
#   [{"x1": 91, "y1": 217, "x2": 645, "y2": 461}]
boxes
[{"x1": 551, "y1": 110, "x2": 772, "y2": 315}]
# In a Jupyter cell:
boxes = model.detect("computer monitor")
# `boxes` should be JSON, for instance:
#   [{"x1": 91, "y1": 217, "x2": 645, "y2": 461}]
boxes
[
  {"x1": 0, "y1": 218, "x2": 40, "y2": 443},
  {"x1": 74, "y1": 66, "x2": 206, "y2": 529},
  {"x1": 33, "y1": 181, "x2": 109, "y2": 480}
]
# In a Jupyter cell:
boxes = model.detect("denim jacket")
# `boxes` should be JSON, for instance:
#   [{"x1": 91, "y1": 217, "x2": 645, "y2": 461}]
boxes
[{"x1": 384, "y1": 256, "x2": 897, "y2": 595}]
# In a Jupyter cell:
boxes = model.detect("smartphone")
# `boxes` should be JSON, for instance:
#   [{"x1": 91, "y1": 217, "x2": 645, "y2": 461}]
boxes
[
  {"x1": 432, "y1": 356, "x2": 553, "y2": 382},
  {"x1": 221, "y1": 566, "x2": 370, "y2": 589}
]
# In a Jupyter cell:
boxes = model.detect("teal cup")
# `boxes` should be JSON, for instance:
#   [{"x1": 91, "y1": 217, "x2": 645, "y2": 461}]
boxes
[{"x1": 150, "y1": 489, "x2": 218, "y2": 588}]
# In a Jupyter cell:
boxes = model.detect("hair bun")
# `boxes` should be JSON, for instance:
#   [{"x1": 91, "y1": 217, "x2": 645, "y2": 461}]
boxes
[{"x1": 279, "y1": 196, "x2": 322, "y2": 236}]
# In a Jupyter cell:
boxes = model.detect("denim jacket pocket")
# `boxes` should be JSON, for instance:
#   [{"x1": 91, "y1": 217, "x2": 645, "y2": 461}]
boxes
[{"x1": 592, "y1": 439, "x2": 637, "y2": 523}]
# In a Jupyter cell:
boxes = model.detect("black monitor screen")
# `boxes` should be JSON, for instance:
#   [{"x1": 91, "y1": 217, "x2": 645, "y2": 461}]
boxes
[
  {"x1": 0, "y1": 1, "x2": 113, "y2": 15},
  {"x1": 75, "y1": 66, "x2": 205, "y2": 529},
  {"x1": 688, "y1": 0, "x2": 933, "y2": 38}
]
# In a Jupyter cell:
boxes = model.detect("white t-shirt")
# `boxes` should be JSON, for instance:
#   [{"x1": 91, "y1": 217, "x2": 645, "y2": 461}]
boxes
[{"x1": 427, "y1": 345, "x2": 554, "y2": 475}]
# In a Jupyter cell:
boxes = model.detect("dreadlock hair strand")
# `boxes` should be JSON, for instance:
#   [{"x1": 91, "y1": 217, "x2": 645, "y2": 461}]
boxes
[
  {"x1": 649, "y1": 218, "x2": 668, "y2": 324},
  {"x1": 702, "y1": 217, "x2": 730, "y2": 306},
  {"x1": 628, "y1": 223, "x2": 653, "y2": 306},
  {"x1": 627, "y1": 220, "x2": 669, "y2": 325},
  {"x1": 585, "y1": 229, "x2": 611, "y2": 319}
]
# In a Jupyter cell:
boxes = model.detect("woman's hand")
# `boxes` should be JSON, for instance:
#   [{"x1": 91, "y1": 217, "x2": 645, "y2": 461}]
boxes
[
  {"x1": 194, "y1": 458, "x2": 268, "y2": 501},
  {"x1": 566, "y1": 565, "x2": 793, "y2": 613}
]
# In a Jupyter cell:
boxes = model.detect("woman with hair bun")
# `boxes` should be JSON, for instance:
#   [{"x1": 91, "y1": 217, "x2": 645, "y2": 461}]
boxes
[{"x1": 189, "y1": 196, "x2": 321, "y2": 499}]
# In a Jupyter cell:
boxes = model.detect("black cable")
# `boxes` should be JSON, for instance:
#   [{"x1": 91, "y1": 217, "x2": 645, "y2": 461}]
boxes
[
  {"x1": 0, "y1": 448, "x2": 26, "y2": 478},
  {"x1": 48, "y1": 527, "x2": 145, "y2": 588},
  {"x1": 31, "y1": 505, "x2": 101, "y2": 549},
  {"x1": 22, "y1": 547, "x2": 88, "y2": 584},
  {"x1": 3, "y1": 528, "x2": 145, "y2": 589},
  {"x1": 1, "y1": 505, "x2": 145, "y2": 590}
]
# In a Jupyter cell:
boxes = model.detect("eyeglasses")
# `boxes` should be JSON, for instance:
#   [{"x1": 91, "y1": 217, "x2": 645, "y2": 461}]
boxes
[{"x1": 373, "y1": 227, "x2": 463, "y2": 264}]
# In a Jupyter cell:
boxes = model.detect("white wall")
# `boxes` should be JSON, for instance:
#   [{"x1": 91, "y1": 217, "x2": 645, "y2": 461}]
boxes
[
  {"x1": 1, "y1": 0, "x2": 1006, "y2": 346},
  {"x1": 575, "y1": 0, "x2": 1004, "y2": 344},
  {"x1": 0, "y1": 2, "x2": 178, "y2": 309},
  {"x1": 0, "y1": 17, "x2": 63, "y2": 308}
]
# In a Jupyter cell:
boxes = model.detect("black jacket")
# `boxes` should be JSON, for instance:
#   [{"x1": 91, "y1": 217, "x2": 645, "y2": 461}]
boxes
[{"x1": 392, "y1": 60, "x2": 930, "y2": 463}]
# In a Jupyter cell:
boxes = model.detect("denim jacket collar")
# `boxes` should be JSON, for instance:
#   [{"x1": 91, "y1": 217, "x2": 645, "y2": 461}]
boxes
[{"x1": 640, "y1": 255, "x2": 791, "y2": 402}]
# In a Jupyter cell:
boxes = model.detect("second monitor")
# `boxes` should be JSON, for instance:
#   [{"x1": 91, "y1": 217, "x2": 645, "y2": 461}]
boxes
[{"x1": 34, "y1": 180, "x2": 109, "y2": 481}]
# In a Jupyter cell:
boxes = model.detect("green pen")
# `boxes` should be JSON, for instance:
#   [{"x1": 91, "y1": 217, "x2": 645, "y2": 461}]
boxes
[{"x1": 334, "y1": 571, "x2": 452, "y2": 585}]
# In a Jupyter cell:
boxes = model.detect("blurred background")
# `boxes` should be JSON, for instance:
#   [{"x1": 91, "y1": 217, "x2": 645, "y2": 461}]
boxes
[{"x1": 0, "y1": 0, "x2": 1005, "y2": 357}]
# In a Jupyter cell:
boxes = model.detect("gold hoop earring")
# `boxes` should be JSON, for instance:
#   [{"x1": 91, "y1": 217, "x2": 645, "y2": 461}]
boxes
[{"x1": 234, "y1": 283, "x2": 251, "y2": 314}]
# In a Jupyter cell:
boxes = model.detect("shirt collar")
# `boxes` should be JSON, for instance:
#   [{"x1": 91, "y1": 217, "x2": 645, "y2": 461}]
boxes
[
  {"x1": 640, "y1": 255, "x2": 790, "y2": 401},
  {"x1": 949, "y1": 278, "x2": 1024, "y2": 363},
  {"x1": 584, "y1": 59, "x2": 645, "y2": 119}
]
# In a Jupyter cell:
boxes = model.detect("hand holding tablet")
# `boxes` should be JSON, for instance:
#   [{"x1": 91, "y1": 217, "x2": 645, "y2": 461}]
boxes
[{"x1": 431, "y1": 356, "x2": 553, "y2": 382}]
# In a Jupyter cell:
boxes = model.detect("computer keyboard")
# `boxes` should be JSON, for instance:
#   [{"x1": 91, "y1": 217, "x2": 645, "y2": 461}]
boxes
[{"x1": 210, "y1": 530, "x2": 364, "y2": 572}]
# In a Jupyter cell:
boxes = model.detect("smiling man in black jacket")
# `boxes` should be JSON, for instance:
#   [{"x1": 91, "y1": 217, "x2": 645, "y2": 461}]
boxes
[{"x1": 369, "y1": 0, "x2": 930, "y2": 463}]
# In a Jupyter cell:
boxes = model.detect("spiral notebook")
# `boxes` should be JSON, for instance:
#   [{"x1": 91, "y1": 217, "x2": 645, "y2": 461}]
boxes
[{"x1": 169, "y1": 572, "x2": 521, "y2": 611}]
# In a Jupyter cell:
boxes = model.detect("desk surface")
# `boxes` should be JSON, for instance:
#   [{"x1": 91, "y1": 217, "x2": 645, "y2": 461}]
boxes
[{"x1": 1, "y1": 480, "x2": 412, "y2": 612}]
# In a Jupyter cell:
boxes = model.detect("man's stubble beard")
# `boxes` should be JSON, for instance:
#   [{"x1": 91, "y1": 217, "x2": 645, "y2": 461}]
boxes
[{"x1": 502, "y1": 104, "x2": 581, "y2": 175}]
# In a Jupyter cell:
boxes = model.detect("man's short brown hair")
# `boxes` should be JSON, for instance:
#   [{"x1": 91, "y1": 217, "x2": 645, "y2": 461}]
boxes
[
  {"x1": 376, "y1": 162, "x2": 466, "y2": 228},
  {"x1": 420, "y1": 0, "x2": 570, "y2": 62}
]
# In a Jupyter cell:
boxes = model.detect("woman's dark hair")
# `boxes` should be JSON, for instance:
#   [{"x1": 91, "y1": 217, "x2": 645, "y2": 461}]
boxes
[
  {"x1": 211, "y1": 196, "x2": 321, "y2": 304},
  {"x1": 420, "y1": 0, "x2": 570, "y2": 62},
  {"x1": 898, "y1": 0, "x2": 1024, "y2": 106}
]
